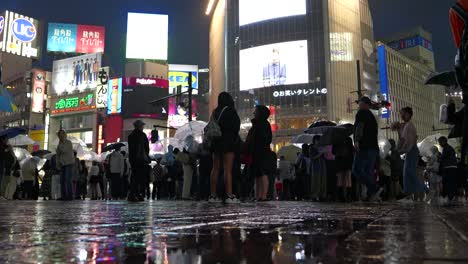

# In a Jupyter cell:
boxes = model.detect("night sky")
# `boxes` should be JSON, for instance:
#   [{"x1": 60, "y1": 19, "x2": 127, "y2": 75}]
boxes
[{"x1": 0, "y1": 0, "x2": 459, "y2": 75}]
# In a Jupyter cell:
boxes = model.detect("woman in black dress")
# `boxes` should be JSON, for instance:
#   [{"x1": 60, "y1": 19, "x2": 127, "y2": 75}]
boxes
[{"x1": 209, "y1": 92, "x2": 241, "y2": 203}]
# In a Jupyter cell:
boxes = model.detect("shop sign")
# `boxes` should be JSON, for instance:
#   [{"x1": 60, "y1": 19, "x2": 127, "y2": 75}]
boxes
[
  {"x1": 31, "y1": 70, "x2": 46, "y2": 113},
  {"x1": 95, "y1": 67, "x2": 109, "y2": 108},
  {"x1": 0, "y1": 11, "x2": 40, "y2": 58},
  {"x1": 51, "y1": 93, "x2": 95, "y2": 115},
  {"x1": 273, "y1": 88, "x2": 327, "y2": 98}
]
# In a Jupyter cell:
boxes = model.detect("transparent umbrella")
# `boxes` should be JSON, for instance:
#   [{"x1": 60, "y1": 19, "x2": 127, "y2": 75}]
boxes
[
  {"x1": 13, "y1": 147, "x2": 32, "y2": 161},
  {"x1": 174, "y1": 121, "x2": 208, "y2": 141},
  {"x1": 9, "y1": 134, "x2": 36, "y2": 146}
]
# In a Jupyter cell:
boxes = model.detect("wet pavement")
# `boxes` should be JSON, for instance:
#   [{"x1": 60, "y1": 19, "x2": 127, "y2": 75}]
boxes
[{"x1": 1, "y1": 201, "x2": 468, "y2": 264}]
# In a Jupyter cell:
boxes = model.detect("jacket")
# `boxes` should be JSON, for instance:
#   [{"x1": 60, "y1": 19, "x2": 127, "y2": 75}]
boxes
[
  {"x1": 128, "y1": 129, "x2": 150, "y2": 166},
  {"x1": 108, "y1": 151, "x2": 125, "y2": 176},
  {"x1": 56, "y1": 139, "x2": 75, "y2": 167},
  {"x1": 440, "y1": 145, "x2": 458, "y2": 169}
]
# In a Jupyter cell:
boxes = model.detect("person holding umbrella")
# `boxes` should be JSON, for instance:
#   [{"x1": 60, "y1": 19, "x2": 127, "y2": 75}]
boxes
[
  {"x1": 128, "y1": 120, "x2": 150, "y2": 202},
  {"x1": 352, "y1": 96, "x2": 379, "y2": 201},
  {"x1": 56, "y1": 130, "x2": 75, "y2": 200}
]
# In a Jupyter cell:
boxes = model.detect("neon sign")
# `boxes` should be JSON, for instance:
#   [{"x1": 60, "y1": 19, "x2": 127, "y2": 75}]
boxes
[{"x1": 52, "y1": 93, "x2": 95, "y2": 115}]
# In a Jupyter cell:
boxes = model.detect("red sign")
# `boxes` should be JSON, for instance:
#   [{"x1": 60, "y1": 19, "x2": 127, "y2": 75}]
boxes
[
  {"x1": 123, "y1": 77, "x2": 169, "y2": 88},
  {"x1": 51, "y1": 105, "x2": 95, "y2": 115},
  {"x1": 31, "y1": 70, "x2": 46, "y2": 113},
  {"x1": 76, "y1": 25, "x2": 105, "y2": 53}
]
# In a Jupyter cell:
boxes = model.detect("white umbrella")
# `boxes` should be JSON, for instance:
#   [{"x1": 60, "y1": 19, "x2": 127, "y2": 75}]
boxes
[
  {"x1": 20, "y1": 156, "x2": 47, "y2": 171},
  {"x1": 159, "y1": 137, "x2": 183, "y2": 151},
  {"x1": 13, "y1": 147, "x2": 32, "y2": 161},
  {"x1": 53, "y1": 136, "x2": 88, "y2": 148},
  {"x1": 291, "y1": 134, "x2": 318, "y2": 145},
  {"x1": 174, "y1": 121, "x2": 208, "y2": 141},
  {"x1": 79, "y1": 150, "x2": 100, "y2": 161},
  {"x1": 278, "y1": 145, "x2": 301, "y2": 162},
  {"x1": 10, "y1": 134, "x2": 36, "y2": 146},
  {"x1": 418, "y1": 133, "x2": 459, "y2": 157}
]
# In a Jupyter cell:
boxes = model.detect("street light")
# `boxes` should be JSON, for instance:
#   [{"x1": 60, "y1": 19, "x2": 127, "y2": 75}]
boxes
[{"x1": 205, "y1": 0, "x2": 217, "y2": 15}]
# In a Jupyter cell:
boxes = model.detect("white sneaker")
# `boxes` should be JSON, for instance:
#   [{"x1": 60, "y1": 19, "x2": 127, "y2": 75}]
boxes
[
  {"x1": 208, "y1": 195, "x2": 221, "y2": 203},
  {"x1": 225, "y1": 195, "x2": 240, "y2": 204}
]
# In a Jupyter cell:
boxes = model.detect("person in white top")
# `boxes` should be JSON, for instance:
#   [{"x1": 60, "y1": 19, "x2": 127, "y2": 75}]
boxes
[
  {"x1": 56, "y1": 130, "x2": 75, "y2": 200},
  {"x1": 108, "y1": 148, "x2": 125, "y2": 199}
]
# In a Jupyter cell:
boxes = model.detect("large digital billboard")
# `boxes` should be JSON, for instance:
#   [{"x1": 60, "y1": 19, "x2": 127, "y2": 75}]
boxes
[
  {"x1": 239, "y1": 0, "x2": 306, "y2": 26},
  {"x1": 0, "y1": 11, "x2": 40, "y2": 58},
  {"x1": 51, "y1": 53, "x2": 102, "y2": 95},
  {"x1": 240, "y1": 40, "x2": 309, "y2": 91},
  {"x1": 47, "y1": 23, "x2": 105, "y2": 53},
  {"x1": 126, "y1": 13, "x2": 168, "y2": 60},
  {"x1": 168, "y1": 64, "x2": 198, "y2": 95}
]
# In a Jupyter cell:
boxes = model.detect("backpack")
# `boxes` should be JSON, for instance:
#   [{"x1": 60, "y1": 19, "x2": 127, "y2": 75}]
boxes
[{"x1": 203, "y1": 106, "x2": 228, "y2": 149}]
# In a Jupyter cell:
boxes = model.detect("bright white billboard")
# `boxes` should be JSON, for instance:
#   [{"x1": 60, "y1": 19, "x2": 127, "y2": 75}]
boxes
[
  {"x1": 126, "y1": 13, "x2": 168, "y2": 60},
  {"x1": 240, "y1": 40, "x2": 309, "y2": 91},
  {"x1": 239, "y1": 0, "x2": 306, "y2": 26}
]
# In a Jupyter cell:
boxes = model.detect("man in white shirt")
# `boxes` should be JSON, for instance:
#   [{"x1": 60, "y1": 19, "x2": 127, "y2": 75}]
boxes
[{"x1": 108, "y1": 148, "x2": 124, "y2": 199}]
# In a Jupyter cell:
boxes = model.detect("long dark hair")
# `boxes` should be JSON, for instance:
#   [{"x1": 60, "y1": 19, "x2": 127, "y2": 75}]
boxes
[{"x1": 217, "y1": 92, "x2": 235, "y2": 108}]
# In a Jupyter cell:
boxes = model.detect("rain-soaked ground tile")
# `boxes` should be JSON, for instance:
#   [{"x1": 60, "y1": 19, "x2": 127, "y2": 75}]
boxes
[{"x1": 0, "y1": 201, "x2": 468, "y2": 263}]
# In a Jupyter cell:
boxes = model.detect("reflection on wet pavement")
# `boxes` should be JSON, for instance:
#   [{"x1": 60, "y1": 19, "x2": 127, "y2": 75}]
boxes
[{"x1": 0, "y1": 201, "x2": 467, "y2": 263}]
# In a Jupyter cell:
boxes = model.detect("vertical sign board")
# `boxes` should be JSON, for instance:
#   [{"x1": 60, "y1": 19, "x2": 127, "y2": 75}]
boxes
[
  {"x1": 31, "y1": 70, "x2": 46, "y2": 113},
  {"x1": 95, "y1": 67, "x2": 109, "y2": 108},
  {"x1": 377, "y1": 45, "x2": 390, "y2": 119},
  {"x1": 107, "y1": 78, "x2": 122, "y2": 114},
  {"x1": 0, "y1": 11, "x2": 40, "y2": 58}
]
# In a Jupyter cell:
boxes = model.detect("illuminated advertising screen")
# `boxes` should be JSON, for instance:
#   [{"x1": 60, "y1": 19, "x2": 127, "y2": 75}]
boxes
[
  {"x1": 239, "y1": 0, "x2": 306, "y2": 26},
  {"x1": 51, "y1": 53, "x2": 102, "y2": 95},
  {"x1": 107, "y1": 78, "x2": 122, "y2": 115},
  {"x1": 47, "y1": 23, "x2": 105, "y2": 53},
  {"x1": 168, "y1": 97, "x2": 197, "y2": 128},
  {"x1": 168, "y1": 64, "x2": 198, "y2": 95},
  {"x1": 50, "y1": 92, "x2": 96, "y2": 115},
  {"x1": 240, "y1": 40, "x2": 309, "y2": 91},
  {"x1": 0, "y1": 10, "x2": 40, "y2": 58},
  {"x1": 121, "y1": 77, "x2": 168, "y2": 120},
  {"x1": 31, "y1": 70, "x2": 46, "y2": 113},
  {"x1": 126, "y1": 13, "x2": 168, "y2": 60}
]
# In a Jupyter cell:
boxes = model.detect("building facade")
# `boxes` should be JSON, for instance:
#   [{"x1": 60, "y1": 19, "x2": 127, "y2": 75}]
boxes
[
  {"x1": 377, "y1": 39, "x2": 446, "y2": 140},
  {"x1": 208, "y1": 0, "x2": 378, "y2": 149}
]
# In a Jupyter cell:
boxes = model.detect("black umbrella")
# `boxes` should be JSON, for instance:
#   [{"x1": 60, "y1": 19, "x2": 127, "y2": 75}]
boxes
[
  {"x1": 31, "y1": 150, "x2": 52, "y2": 157},
  {"x1": 317, "y1": 124, "x2": 354, "y2": 146},
  {"x1": 102, "y1": 142, "x2": 125, "y2": 153},
  {"x1": 308, "y1": 120, "x2": 337, "y2": 129},
  {"x1": 425, "y1": 71, "x2": 457, "y2": 87},
  {"x1": 0, "y1": 127, "x2": 26, "y2": 139}
]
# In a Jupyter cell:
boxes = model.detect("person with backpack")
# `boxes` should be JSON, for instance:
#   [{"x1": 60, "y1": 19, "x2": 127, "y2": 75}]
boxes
[{"x1": 207, "y1": 92, "x2": 241, "y2": 203}]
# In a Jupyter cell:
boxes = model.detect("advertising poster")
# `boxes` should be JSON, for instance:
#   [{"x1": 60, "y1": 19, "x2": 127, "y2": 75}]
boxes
[
  {"x1": 126, "y1": 13, "x2": 168, "y2": 60},
  {"x1": 0, "y1": 10, "x2": 40, "y2": 58},
  {"x1": 378, "y1": 45, "x2": 390, "y2": 119},
  {"x1": 168, "y1": 64, "x2": 199, "y2": 95},
  {"x1": 47, "y1": 23, "x2": 105, "y2": 53},
  {"x1": 120, "y1": 77, "x2": 168, "y2": 119},
  {"x1": 51, "y1": 53, "x2": 102, "y2": 95},
  {"x1": 239, "y1": 0, "x2": 306, "y2": 26},
  {"x1": 107, "y1": 78, "x2": 122, "y2": 115},
  {"x1": 50, "y1": 92, "x2": 95, "y2": 115},
  {"x1": 168, "y1": 97, "x2": 197, "y2": 128},
  {"x1": 240, "y1": 40, "x2": 309, "y2": 91},
  {"x1": 31, "y1": 70, "x2": 46, "y2": 113},
  {"x1": 95, "y1": 67, "x2": 109, "y2": 108}
]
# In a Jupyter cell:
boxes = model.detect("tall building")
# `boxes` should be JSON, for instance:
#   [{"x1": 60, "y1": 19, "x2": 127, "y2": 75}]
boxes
[
  {"x1": 207, "y1": 0, "x2": 378, "y2": 149},
  {"x1": 377, "y1": 28, "x2": 446, "y2": 140}
]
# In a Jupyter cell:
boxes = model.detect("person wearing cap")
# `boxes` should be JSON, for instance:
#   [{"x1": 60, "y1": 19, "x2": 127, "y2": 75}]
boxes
[
  {"x1": 128, "y1": 120, "x2": 150, "y2": 202},
  {"x1": 352, "y1": 96, "x2": 379, "y2": 201}
]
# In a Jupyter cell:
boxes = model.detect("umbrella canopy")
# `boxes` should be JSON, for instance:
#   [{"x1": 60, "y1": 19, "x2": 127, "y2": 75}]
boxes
[
  {"x1": 9, "y1": 134, "x2": 35, "y2": 146},
  {"x1": 305, "y1": 123, "x2": 354, "y2": 136},
  {"x1": 174, "y1": 121, "x2": 208, "y2": 141},
  {"x1": 159, "y1": 137, "x2": 184, "y2": 151},
  {"x1": 20, "y1": 156, "x2": 47, "y2": 171},
  {"x1": 291, "y1": 134, "x2": 318, "y2": 145},
  {"x1": 418, "y1": 133, "x2": 460, "y2": 157},
  {"x1": 277, "y1": 145, "x2": 301, "y2": 162},
  {"x1": 102, "y1": 142, "x2": 126, "y2": 153},
  {"x1": 79, "y1": 150, "x2": 100, "y2": 161},
  {"x1": 13, "y1": 147, "x2": 32, "y2": 161},
  {"x1": 0, "y1": 127, "x2": 26, "y2": 139},
  {"x1": 308, "y1": 120, "x2": 337, "y2": 129},
  {"x1": 43, "y1": 153, "x2": 55, "y2": 161},
  {"x1": 31, "y1": 150, "x2": 52, "y2": 157},
  {"x1": 425, "y1": 71, "x2": 457, "y2": 87}
]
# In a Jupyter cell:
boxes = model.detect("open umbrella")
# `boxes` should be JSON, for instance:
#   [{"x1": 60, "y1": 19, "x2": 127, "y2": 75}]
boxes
[
  {"x1": 13, "y1": 147, "x2": 32, "y2": 161},
  {"x1": 0, "y1": 86, "x2": 18, "y2": 112},
  {"x1": 291, "y1": 134, "x2": 318, "y2": 145},
  {"x1": 9, "y1": 134, "x2": 35, "y2": 146},
  {"x1": 305, "y1": 123, "x2": 354, "y2": 136},
  {"x1": 308, "y1": 120, "x2": 336, "y2": 129},
  {"x1": 31, "y1": 150, "x2": 52, "y2": 157},
  {"x1": 0, "y1": 127, "x2": 26, "y2": 139},
  {"x1": 418, "y1": 133, "x2": 460, "y2": 157},
  {"x1": 43, "y1": 153, "x2": 55, "y2": 161},
  {"x1": 278, "y1": 145, "x2": 301, "y2": 162},
  {"x1": 102, "y1": 142, "x2": 126, "y2": 153},
  {"x1": 425, "y1": 71, "x2": 457, "y2": 87},
  {"x1": 174, "y1": 121, "x2": 208, "y2": 141}
]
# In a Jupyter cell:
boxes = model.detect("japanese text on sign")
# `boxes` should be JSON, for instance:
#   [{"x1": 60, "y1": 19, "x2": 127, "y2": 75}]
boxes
[{"x1": 273, "y1": 88, "x2": 327, "y2": 98}]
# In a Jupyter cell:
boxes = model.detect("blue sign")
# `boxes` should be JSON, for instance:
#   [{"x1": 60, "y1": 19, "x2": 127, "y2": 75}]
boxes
[
  {"x1": 47, "y1": 23, "x2": 78, "y2": 53},
  {"x1": 0, "y1": 16, "x2": 4, "y2": 34},
  {"x1": 378, "y1": 45, "x2": 390, "y2": 119},
  {"x1": 11, "y1": 18, "x2": 36, "y2": 42},
  {"x1": 388, "y1": 35, "x2": 433, "y2": 52},
  {"x1": 168, "y1": 71, "x2": 198, "y2": 89}
]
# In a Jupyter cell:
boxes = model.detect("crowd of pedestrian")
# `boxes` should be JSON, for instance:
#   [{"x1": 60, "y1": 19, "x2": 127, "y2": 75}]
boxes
[{"x1": 0, "y1": 93, "x2": 466, "y2": 204}]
